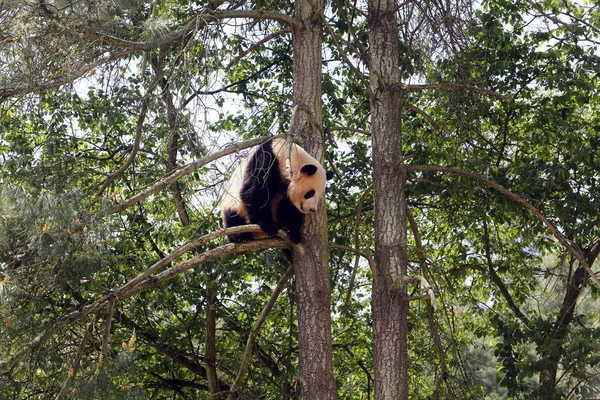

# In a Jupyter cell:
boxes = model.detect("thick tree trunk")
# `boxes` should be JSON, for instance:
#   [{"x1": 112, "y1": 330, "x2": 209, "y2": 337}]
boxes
[
  {"x1": 368, "y1": 0, "x2": 409, "y2": 399},
  {"x1": 292, "y1": 0, "x2": 337, "y2": 398}
]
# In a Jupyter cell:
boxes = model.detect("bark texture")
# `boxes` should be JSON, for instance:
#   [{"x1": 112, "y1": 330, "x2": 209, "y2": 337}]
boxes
[
  {"x1": 368, "y1": 0, "x2": 409, "y2": 399},
  {"x1": 292, "y1": 0, "x2": 337, "y2": 398}
]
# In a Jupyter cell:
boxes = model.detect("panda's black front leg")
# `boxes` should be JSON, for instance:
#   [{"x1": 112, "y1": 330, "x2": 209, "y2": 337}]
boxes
[
  {"x1": 241, "y1": 184, "x2": 280, "y2": 237},
  {"x1": 277, "y1": 197, "x2": 304, "y2": 244},
  {"x1": 246, "y1": 204, "x2": 279, "y2": 236}
]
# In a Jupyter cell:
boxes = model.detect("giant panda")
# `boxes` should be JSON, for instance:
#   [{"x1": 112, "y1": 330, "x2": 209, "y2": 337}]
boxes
[{"x1": 221, "y1": 138, "x2": 334, "y2": 246}]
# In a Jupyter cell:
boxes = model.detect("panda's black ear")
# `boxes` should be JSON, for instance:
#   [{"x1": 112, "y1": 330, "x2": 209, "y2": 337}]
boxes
[
  {"x1": 300, "y1": 164, "x2": 318, "y2": 176},
  {"x1": 326, "y1": 170, "x2": 335, "y2": 180}
]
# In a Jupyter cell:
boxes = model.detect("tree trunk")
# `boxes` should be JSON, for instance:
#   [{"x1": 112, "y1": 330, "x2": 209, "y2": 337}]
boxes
[
  {"x1": 292, "y1": 0, "x2": 337, "y2": 398},
  {"x1": 368, "y1": 0, "x2": 409, "y2": 399},
  {"x1": 537, "y1": 243, "x2": 599, "y2": 398}
]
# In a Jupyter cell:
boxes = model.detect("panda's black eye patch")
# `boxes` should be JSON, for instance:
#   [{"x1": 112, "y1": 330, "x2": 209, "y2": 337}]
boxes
[{"x1": 304, "y1": 190, "x2": 315, "y2": 199}]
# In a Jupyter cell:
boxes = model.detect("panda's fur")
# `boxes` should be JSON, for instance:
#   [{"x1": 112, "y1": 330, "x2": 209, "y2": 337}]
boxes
[{"x1": 221, "y1": 138, "x2": 334, "y2": 245}]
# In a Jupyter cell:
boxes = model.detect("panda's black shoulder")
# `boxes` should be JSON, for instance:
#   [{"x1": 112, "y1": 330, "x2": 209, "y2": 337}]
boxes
[{"x1": 241, "y1": 138, "x2": 287, "y2": 193}]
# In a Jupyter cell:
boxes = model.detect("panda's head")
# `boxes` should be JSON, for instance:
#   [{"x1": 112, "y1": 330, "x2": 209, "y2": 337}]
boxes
[{"x1": 288, "y1": 164, "x2": 335, "y2": 214}]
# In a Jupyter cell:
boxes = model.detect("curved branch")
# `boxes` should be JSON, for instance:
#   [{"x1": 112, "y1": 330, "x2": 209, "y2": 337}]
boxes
[
  {"x1": 403, "y1": 103, "x2": 440, "y2": 132},
  {"x1": 407, "y1": 164, "x2": 600, "y2": 288},
  {"x1": 102, "y1": 135, "x2": 277, "y2": 216}
]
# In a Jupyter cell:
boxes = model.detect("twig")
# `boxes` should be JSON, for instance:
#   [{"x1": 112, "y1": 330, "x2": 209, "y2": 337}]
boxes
[
  {"x1": 524, "y1": 0, "x2": 573, "y2": 31},
  {"x1": 226, "y1": 28, "x2": 291, "y2": 70},
  {"x1": 89, "y1": 54, "x2": 162, "y2": 208},
  {"x1": 96, "y1": 297, "x2": 116, "y2": 374},
  {"x1": 326, "y1": 126, "x2": 370, "y2": 136},
  {"x1": 55, "y1": 316, "x2": 95, "y2": 400}
]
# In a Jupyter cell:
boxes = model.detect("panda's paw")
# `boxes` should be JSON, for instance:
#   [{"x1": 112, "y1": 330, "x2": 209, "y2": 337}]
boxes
[
  {"x1": 288, "y1": 230, "x2": 302, "y2": 244},
  {"x1": 259, "y1": 222, "x2": 280, "y2": 236}
]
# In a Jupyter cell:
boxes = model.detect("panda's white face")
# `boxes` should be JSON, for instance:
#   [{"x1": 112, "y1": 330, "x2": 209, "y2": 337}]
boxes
[{"x1": 288, "y1": 164, "x2": 330, "y2": 214}]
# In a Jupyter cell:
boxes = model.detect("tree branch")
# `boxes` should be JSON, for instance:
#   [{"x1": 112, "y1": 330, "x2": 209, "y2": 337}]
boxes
[
  {"x1": 226, "y1": 28, "x2": 292, "y2": 70},
  {"x1": 0, "y1": 227, "x2": 290, "y2": 375},
  {"x1": 403, "y1": 103, "x2": 440, "y2": 132},
  {"x1": 89, "y1": 54, "x2": 162, "y2": 208},
  {"x1": 344, "y1": 183, "x2": 372, "y2": 313},
  {"x1": 407, "y1": 164, "x2": 600, "y2": 288},
  {"x1": 482, "y1": 217, "x2": 530, "y2": 325},
  {"x1": 102, "y1": 135, "x2": 277, "y2": 216}
]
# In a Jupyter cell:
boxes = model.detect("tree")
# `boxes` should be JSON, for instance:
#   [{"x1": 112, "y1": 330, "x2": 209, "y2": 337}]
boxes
[{"x1": 367, "y1": 0, "x2": 408, "y2": 398}]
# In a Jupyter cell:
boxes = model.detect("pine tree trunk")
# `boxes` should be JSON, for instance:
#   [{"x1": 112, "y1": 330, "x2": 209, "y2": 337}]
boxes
[
  {"x1": 368, "y1": 0, "x2": 409, "y2": 399},
  {"x1": 292, "y1": 0, "x2": 337, "y2": 398}
]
